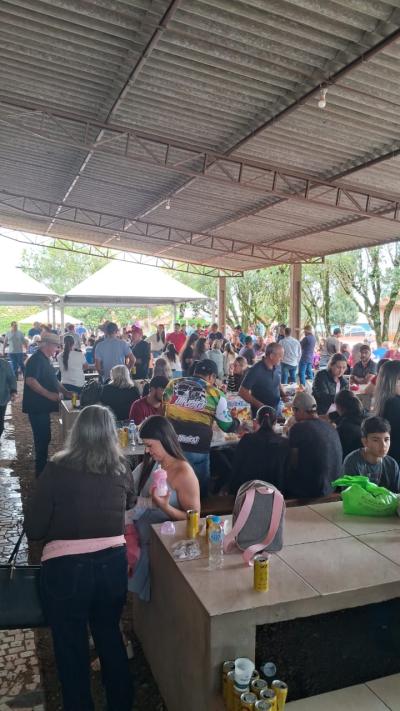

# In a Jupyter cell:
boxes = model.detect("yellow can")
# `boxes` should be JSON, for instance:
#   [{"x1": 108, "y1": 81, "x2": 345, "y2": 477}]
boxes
[
  {"x1": 251, "y1": 678, "x2": 268, "y2": 697},
  {"x1": 254, "y1": 554, "x2": 269, "y2": 592},
  {"x1": 251, "y1": 669, "x2": 260, "y2": 682},
  {"x1": 240, "y1": 690, "x2": 257, "y2": 709},
  {"x1": 226, "y1": 671, "x2": 235, "y2": 711},
  {"x1": 255, "y1": 701, "x2": 274, "y2": 711},
  {"x1": 233, "y1": 685, "x2": 247, "y2": 711},
  {"x1": 271, "y1": 681, "x2": 288, "y2": 711},
  {"x1": 71, "y1": 392, "x2": 78, "y2": 408},
  {"x1": 186, "y1": 509, "x2": 199, "y2": 538},
  {"x1": 260, "y1": 688, "x2": 277, "y2": 711},
  {"x1": 222, "y1": 661, "x2": 235, "y2": 702}
]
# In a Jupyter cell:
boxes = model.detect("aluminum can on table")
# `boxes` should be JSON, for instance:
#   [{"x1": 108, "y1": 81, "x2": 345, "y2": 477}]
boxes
[
  {"x1": 186, "y1": 509, "x2": 199, "y2": 538},
  {"x1": 233, "y1": 685, "x2": 248, "y2": 711},
  {"x1": 260, "y1": 688, "x2": 277, "y2": 710},
  {"x1": 222, "y1": 661, "x2": 235, "y2": 702},
  {"x1": 255, "y1": 701, "x2": 274, "y2": 711},
  {"x1": 251, "y1": 677, "x2": 268, "y2": 697},
  {"x1": 226, "y1": 670, "x2": 236, "y2": 711},
  {"x1": 240, "y1": 690, "x2": 258, "y2": 709},
  {"x1": 271, "y1": 681, "x2": 288, "y2": 711},
  {"x1": 71, "y1": 392, "x2": 78, "y2": 408},
  {"x1": 254, "y1": 554, "x2": 269, "y2": 592}
]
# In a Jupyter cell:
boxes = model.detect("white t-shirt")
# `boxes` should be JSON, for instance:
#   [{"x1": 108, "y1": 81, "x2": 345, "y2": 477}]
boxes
[{"x1": 57, "y1": 350, "x2": 86, "y2": 387}]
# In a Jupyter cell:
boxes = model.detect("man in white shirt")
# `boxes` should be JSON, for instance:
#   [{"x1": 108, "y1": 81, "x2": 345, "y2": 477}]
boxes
[
  {"x1": 4, "y1": 321, "x2": 27, "y2": 378},
  {"x1": 280, "y1": 327, "x2": 301, "y2": 384}
]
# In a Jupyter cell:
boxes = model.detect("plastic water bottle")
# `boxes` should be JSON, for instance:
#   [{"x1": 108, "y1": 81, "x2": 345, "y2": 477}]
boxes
[
  {"x1": 128, "y1": 421, "x2": 137, "y2": 445},
  {"x1": 153, "y1": 466, "x2": 168, "y2": 496},
  {"x1": 208, "y1": 515, "x2": 224, "y2": 570}
]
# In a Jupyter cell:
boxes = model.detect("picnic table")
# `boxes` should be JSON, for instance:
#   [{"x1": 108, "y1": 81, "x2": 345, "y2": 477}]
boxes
[{"x1": 132, "y1": 501, "x2": 400, "y2": 711}]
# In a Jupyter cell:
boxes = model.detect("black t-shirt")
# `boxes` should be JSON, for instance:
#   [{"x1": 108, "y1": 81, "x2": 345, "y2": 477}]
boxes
[
  {"x1": 101, "y1": 384, "x2": 140, "y2": 422},
  {"x1": 287, "y1": 418, "x2": 343, "y2": 498},
  {"x1": 230, "y1": 429, "x2": 289, "y2": 495},
  {"x1": 22, "y1": 350, "x2": 60, "y2": 414},
  {"x1": 241, "y1": 360, "x2": 281, "y2": 416},
  {"x1": 336, "y1": 414, "x2": 363, "y2": 459},
  {"x1": 132, "y1": 340, "x2": 150, "y2": 379}
]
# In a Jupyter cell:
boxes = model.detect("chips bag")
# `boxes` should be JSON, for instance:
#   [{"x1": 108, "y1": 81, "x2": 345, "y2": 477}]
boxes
[{"x1": 332, "y1": 476, "x2": 399, "y2": 517}]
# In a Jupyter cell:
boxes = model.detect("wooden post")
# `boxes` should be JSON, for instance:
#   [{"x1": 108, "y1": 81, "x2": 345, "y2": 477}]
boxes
[
  {"x1": 290, "y1": 263, "x2": 302, "y2": 339},
  {"x1": 218, "y1": 276, "x2": 227, "y2": 335}
]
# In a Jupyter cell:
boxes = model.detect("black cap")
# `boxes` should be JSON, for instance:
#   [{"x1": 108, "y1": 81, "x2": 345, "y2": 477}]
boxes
[{"x1": 194, "y1": 359, "x2": 218, "y2": 377}]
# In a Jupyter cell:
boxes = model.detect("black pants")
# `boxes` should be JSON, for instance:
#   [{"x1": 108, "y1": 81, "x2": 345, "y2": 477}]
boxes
[
  {"x1": 0, "y1": 404, "x2": 6, "y2": 438},
  {"x1": 28, "y1": 412, "x2": 51, "y2": 476},
  {"x1": 41, "y1": 546, "x2": 133, "y2": 711}
]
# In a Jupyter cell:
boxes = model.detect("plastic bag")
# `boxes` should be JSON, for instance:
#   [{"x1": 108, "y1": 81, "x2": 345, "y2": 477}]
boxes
[{"x1": 332, "y1": 476, "x2": 399, "y2": 517}]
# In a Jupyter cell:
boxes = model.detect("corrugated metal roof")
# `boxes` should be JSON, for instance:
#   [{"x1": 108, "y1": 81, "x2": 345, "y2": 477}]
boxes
[{"x1": 1, "y1": 0, "x2": 400, "y2": 272}]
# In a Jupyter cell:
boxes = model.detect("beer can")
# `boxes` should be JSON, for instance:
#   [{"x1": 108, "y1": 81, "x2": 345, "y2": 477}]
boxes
[
  {"x1": 251, "y1": 669, "x2": 260, "y2": 682},
  {"x1": 186, "y1": 509, "x2": 199, "y2": 538},
  {"x1": 251, "y1": 677, "x2": 268, "y2": 697},
  {"x1": 255, "y1": 701, "x2": 274, "y2": 711},
  {"x1": 71, "y1": 392, "x2": 78, "y2": 408},
  {"x1": 233, "y1": 685, "x2": 248, "y2": 711},
  {"x1": 222, "y1": 661, "x2": 235, "y2": 701},
  {"x1": 240, "y1": 690, "x2": 257, "y2": 709},
  {"x1": 254, "y1": 554, "x2": 269, "y2": 592},
  {"x1": 271, "y1": 681, "x2": 288, "y2": 711},
  {"x1": 260, "y1": 688, "x2": 277, "y2": 711},
  {"x1": 226, "y1": 670, "x2": 235, "y2": 711}
]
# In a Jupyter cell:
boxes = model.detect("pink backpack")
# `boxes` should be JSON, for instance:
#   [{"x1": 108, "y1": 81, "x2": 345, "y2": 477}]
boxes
[{"x1": 223, "y1": 480, "x2": 285, "y2": 565}]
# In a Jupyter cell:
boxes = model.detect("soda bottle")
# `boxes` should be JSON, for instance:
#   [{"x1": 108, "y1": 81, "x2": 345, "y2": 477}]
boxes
[{"x1": 208, "y1": 515, "x2": 224, "y2": 570}]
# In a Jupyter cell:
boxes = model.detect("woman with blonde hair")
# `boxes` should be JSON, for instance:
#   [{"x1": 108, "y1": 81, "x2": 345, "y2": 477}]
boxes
[
  {"x1": 374, "y1": 360, "x2": 400, "y2": 463},
  {"x1": 25, "y1": 405, "x2": 134, "y2": 711},
  {"x1": 101, "y1": 364, "x2": 140, "y2": 422}
]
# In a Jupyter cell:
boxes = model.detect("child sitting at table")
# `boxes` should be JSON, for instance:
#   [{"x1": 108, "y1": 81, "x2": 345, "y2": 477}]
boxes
[{"x1": 341, "y1": 416, "x2": 400, "y2": 492}]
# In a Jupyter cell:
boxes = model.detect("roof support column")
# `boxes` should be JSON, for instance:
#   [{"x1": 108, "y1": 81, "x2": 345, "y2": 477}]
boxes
[
  {"x1": 60, "y1": 299, "x2": 65, "y2": 331},
  {"x1": 290, "y1": 263, "x2": 302, "y2": 339},
  {"x1": 218, "y1": 276, "x2": 227, "y2": 335}
]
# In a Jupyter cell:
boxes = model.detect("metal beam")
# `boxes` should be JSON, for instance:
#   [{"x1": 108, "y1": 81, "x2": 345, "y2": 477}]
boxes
[
  {"x1": 0, "y1": 230, "x2": 242, "y2": 278},
  {"x1": 41, "y1": 0, "x2": 183, "y2": 233},
  {"x1": 0, "y1": 190, "x2": 323, "y2": 266}
]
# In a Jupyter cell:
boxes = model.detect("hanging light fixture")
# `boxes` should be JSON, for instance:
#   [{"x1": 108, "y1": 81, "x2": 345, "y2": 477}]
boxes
[
  {"x1": 165, "y1": 198, "x2": 171, "y2": 210},
  {"x1": 318, "y1": 87, "x2": 328, "y2": 109}
]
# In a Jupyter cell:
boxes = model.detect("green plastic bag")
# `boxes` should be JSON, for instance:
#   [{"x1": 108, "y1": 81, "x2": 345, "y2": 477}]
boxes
[{"x1": 332, "y1": 476, "x2": 399, "y2": 517}]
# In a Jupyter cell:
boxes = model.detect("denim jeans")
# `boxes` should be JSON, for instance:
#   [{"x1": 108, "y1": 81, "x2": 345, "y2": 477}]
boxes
[
  {"x1": 184, "y1": 451, "x2": 210, "y2": 498},
  {"x1": 298, "y1": 361, "x2": 314, "y2": 386},
  {"x1": 62, "y1": 383, "x2": 83, "y2": 394},
  {"x1": 28, "y1": 412, "x2": 51, "y2": 476},
  {"x1": 10, "y1": 352, "x2": 25, "y2": 377},
  {"x1": 281, "y1": 363, "x2": 297, "y2": 384},
  {"x1": 41, "y1": 546, "x2": 133, "y2": 711}
]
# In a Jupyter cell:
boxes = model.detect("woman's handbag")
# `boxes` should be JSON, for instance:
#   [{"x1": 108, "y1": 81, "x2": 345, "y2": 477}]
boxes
[{"x1": 0, "y1": 530, "x2": 46, "y2": 630}]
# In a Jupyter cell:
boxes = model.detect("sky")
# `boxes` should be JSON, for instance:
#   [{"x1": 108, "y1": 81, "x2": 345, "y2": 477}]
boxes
[{"x1": 0, "y1": 229, "x2": 36, "y2": 269}]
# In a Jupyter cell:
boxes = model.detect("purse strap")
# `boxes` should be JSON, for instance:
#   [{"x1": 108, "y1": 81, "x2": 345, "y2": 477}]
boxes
[{"x1": 7, "y1": 529, "x2": 25, "y2": 566}]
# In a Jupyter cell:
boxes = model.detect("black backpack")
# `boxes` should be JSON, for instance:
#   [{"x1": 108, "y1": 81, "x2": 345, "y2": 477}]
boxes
[{"x1": 79, "y1": 380, "x2": 103, "y2": 408}]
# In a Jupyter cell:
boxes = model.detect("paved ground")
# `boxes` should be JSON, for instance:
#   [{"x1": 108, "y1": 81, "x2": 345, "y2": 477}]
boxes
[{"x1": 0, "y1": 402, "x2": 44, "y2": 711}]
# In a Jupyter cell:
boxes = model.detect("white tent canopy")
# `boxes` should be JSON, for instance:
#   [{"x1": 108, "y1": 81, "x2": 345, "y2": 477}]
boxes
[
  {"x1": 63, "y1": 261, "x2": 210, "y2": 306},
  {"x1": 20, "y1": 308, "x2": 80, "y2": 325},
  {"x1": 0, "y1": 266, "x2": 56, "y2": 305}
]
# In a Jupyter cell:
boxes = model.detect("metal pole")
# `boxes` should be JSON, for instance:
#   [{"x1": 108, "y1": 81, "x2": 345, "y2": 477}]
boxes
[
  {"x1": 52, "y1": 301, "x2": 56, "y2": 329},
  {"x1": 290, "y1": 264, "x2": 302, "y2": 339},
  {"x1": 60, "y1": 299, "x2": 65, "y2": 331},
  {"x1": 172, "y1": 303, "x2": 177, "y2": 329},
  {"x1": 218, "y1": 276, "x2": 227, "y2": 335}
]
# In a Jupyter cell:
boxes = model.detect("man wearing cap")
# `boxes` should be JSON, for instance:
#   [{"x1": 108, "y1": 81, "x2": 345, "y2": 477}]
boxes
[
  {"x1": 163, "y1": 359, "x2": 237, "y2": 497},
  {"x1": 23, "y1": 333, "x2": 72, "y2": 476},
  {"x1": 287, "y1": 391, "x2": 342, "y2": 499}
]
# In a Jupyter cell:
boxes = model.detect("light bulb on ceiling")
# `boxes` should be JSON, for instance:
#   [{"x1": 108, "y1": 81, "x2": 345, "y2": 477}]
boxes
[
  {"x1": 165, "y1": 198, "x2": 171, "y2": 210},
  {"x1": 318, "y1": 87, "x2": 328, "y2": 109}
]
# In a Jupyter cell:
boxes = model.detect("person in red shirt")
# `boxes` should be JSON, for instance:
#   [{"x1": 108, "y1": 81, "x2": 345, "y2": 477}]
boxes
[
  {"x1": 129, "y1": 376, "x2": 169, "y2": 425},
  {"x1": 166, "y1": 323, "x2": 186, "y2": 353}
]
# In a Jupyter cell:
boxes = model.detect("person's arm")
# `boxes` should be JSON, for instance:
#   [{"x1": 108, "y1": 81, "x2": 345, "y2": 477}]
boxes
[
  {"x1": 3, "y1": 335, "x2": 8, "y2": 355},
  {"x1": 95, "y1": 356, "x2": 102, "y2": 375},
  {"x1": 238, "y1": 385, "x2": 264, "y2": 412},
  {"x1": 24, "y1": 465, "x2": 55, "y2": 540},
  {"x1": 26, "y1": 376, "x2": 60, "y2": 402},
  {"x1": 126, "y1": 351, "x2": 135, "y2": 369},
  {"x1": 151, "y1": 467, "x2": 200, "y2": 520}
]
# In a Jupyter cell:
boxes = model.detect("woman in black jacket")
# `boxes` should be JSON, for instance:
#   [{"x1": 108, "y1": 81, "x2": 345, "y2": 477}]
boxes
[
  {"x1": 312, "y1": 353, "x2": 349, "y2": 415},
  {"x1": 334, "y1": 389, "x2": 364, "y2": 458},
  {"x1": 100, "y1": 364, "x2": 140, "y2": 421},
  {"x1": 229, "y1": 406, "x2": 289, "y2": 495},
  {"x1": 25, "y1": 405, "x2": 134, "y2": 711}
]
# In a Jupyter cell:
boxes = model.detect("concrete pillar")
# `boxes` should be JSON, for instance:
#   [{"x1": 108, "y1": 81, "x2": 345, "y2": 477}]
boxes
[
  {"x1": 290, "y1": 263, "x2": 302, "y2": 339},
  {"x1": 217, "y1": 276, "x2": 226, "y2": 335}
]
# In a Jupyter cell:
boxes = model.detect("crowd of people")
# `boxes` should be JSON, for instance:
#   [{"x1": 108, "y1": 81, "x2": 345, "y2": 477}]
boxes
[{"x1": 2, "y1": 315, "x2": 400, "y2": 709}]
